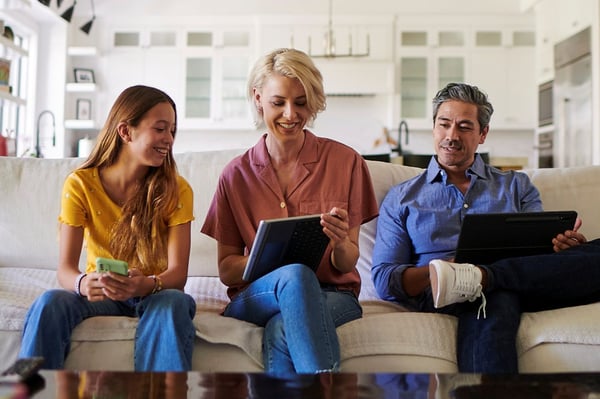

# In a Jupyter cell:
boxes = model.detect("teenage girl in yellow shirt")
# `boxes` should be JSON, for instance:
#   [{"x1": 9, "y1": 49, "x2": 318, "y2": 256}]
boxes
[{"x1": 18, "y1": 85, "x2": 196, "y2": 371}]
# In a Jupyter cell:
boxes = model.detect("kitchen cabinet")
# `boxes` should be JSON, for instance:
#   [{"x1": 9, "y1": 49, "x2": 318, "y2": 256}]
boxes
[
  {"x1": 469, "y1": 30, "x2": 536, "y2": 129},
  {"x1": 397, "y1": 30, "x2": 466, "y2": 128},
  {"x1": 183, "y1": 28, "x2": 253, "y2": 129},
  {"x1": 533, "y1": 0, "x2": 596, "y2": 84},
  {"x1": 105, "y1": 27, "x2": 252, "y2": 130},
  {"x1": 396, "y1": 24, "x2": 535, "y2": 131},
  {"x1": 107, "y1": 29, "x2": 183, "y2": 109}
]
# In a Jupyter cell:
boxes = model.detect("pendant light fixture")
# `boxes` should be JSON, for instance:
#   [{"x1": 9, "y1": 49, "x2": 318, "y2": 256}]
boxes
[
  {"x1": 79, "y1": 0, "x2": 96, "y2": 35},
  {"x1": 303, "y1": 0, "x2": 370, "y2": 58},
  {"x1": 38, "y1": 0, "x2": 51, "y2": 6},
  {"x1": 60, "y1": 0, "x2": 76, "y2": 23}
]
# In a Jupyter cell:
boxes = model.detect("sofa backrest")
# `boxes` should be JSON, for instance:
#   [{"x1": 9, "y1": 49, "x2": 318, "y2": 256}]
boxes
[
  {"x1": 0, "y1": 150, "x2": 245, "y2": 273},
  {"x1": 524, "y1": 166, "x2": 600, "y2": 240},
  {"x1": 175, "y1": 149, "x2": 245, "y2": 276},
  {"x1": 0, "y1": 157, "x2": 82, "y2": 270},
  {"x1": 2, "y1": 152, "x2": 600, "y2": 292}
]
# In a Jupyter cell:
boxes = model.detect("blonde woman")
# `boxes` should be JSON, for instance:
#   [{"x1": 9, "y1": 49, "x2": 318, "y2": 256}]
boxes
[
  {"x1": 202, "y1": 49, "x2": 378, "y2": 375},
  {"x1": 19, "y1": 85, "x2": 196, "y2": 371}
]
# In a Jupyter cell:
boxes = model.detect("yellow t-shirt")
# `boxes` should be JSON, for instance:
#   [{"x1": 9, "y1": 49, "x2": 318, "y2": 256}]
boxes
[{"x1": 58, "y1": 167, "x2": 194, "y2": 275}]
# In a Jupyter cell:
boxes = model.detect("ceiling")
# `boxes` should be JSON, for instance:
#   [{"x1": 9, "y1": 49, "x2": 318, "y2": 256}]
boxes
[{"x1": 91, "y1": 0, "x2": 528, "y2": 17}]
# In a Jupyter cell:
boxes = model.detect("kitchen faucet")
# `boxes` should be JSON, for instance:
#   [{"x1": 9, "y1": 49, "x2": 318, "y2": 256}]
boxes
[
  {"x1": 35, "y1": 110, "x2": 55, "y2": 158},
  {"x1": 396, "y1": 120, "x2": 410, "y2": 155}
]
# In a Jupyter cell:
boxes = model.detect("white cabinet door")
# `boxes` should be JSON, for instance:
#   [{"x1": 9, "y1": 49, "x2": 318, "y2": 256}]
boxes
[
  {"x1": 182, "y1": 29, "x2": 252, "y2": 129},
  {"x1": 469, "y1": 47, "x2": 535, "y2": 129}
]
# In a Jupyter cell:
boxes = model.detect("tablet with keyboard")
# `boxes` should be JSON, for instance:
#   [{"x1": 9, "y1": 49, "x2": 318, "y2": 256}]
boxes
[
  {"x1": 242, "y1": 214, "x2": 330, "y2": 282},
  {"x1": 454, "y1": 210, "x2": 577, "y2": 264}
]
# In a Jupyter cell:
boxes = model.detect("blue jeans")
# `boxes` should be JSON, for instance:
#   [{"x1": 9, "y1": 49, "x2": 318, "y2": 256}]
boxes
[
  {"x1": 19, "y1": 289, "x2": 196, "y2": 371},
  {"x1": 223, "y1": 264, "x2": 362, "y2": 376},
  {"x1": 413, "y1": 239, "x2": 600, "y2": 373}
]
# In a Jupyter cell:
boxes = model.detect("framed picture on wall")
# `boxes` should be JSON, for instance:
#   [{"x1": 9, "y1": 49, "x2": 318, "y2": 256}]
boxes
[
  {"x1": 74, "y1": 68, "x2": 95, "y2": 83},
  {"x1": 76, "y1": 99, "x2": 92, "y2": 120}
]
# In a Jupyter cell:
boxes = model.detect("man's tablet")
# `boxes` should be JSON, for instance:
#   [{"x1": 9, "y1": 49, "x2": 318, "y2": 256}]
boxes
[
  {"x1": 455, "y1": 211, "x2": 577, "y2": 264},
  {"x1": 242, "y1": 214, "x2": 330, "y2": 282}
]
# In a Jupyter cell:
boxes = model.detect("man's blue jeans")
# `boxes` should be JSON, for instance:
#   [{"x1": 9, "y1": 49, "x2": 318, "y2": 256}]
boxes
[
  {"x1": 414, "y1": 239, "x2": 600, "y2": 373},
  {"x1": 223, "y1": 263, "x2": 362, "y2": 376},
  {"x1": 18, "y1": 289, "x2": 196, "y2": 371}
]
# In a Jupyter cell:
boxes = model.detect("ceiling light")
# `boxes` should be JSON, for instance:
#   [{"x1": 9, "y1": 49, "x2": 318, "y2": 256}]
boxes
[
  {"x1": 60, "y1": 1, "x2": 76, "y2": 23},
  {"x1": 38, "y1": 0, "x2": 51, "y2": 6},
  {"x1": 57, "y1": 0, "x2": 63, "y2": 7}
]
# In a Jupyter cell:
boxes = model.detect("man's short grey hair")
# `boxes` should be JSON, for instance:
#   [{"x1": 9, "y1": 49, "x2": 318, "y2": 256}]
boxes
[{"x1": 432, "y1": 83, "x2": 494, "y2": 131}]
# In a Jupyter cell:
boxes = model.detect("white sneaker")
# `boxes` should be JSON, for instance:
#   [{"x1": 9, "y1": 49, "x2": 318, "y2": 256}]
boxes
[{"x1": 429, "y1": 260, "x2": 485, "y2": 315}]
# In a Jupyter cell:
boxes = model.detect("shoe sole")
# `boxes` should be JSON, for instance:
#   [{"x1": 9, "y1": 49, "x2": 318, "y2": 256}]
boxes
[{"x1": 429, "y1": 261, "x2": 445, "y2": 308}]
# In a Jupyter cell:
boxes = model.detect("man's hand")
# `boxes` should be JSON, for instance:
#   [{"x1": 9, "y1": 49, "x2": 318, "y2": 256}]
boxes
[{"x1": 552, "y1": 217, "x2": 587, "y2": 252}]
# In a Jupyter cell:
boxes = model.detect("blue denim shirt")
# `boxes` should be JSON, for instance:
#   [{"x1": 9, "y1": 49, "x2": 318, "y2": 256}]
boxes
[{"x1": 371, "y1": 154, "x2": 543, "y2": 303}]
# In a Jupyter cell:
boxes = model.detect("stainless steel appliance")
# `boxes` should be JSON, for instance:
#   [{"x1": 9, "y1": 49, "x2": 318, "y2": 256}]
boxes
[
  {"x1": 536, "y1": 131, "x2": 554, "y2": 168},
  {"x1": 553, "y1": 27, "x2": 593, "y2": 167},
  {"x1": 538, "y1": 80, "x2": 553, "y2": 127}
]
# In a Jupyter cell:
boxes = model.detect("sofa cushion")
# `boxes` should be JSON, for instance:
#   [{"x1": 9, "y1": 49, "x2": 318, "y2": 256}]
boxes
[
  {"x1": 517, "y1": 302, "x2": 600, "y2": 356},
  {"x1": 175, "y1": 149, "x2": 246, "y2": 277},
  {"x1": 0, "y1": 268, "x2": 58, "y2": 330},
  {"x1": 357, "y1": 161, "x2": 423, "y2": 301}
]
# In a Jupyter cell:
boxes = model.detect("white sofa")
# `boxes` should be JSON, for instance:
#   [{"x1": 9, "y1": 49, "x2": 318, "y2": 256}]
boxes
[{"x1": 2, "y1": 149, "x2": 600, "y2": 373}]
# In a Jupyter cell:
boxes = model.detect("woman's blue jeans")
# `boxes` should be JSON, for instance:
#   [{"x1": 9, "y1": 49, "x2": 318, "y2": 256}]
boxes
[
  {"x1": 223, "y1": 263, "x2": 362, "y2": 376},
  {"x1": 415, "y1": 239, "x2": 600, "y2": 373},
  {"x1": 18, "y1": 288, "x2": 196, "y2": 371}
]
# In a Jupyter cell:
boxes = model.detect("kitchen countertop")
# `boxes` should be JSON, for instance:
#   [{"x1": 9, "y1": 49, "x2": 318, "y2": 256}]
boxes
[{"x1": 390, "y1": 155, "x2": 530, "y2": 170}]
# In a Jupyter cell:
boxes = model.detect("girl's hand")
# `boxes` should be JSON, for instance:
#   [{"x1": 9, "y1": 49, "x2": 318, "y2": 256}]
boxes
[
  {"x1": 81, "y1": 272, "x2": 108, "y2": 302},
  {"x1": 97, "y1": 268, "x2": 145, "y2": 301}
]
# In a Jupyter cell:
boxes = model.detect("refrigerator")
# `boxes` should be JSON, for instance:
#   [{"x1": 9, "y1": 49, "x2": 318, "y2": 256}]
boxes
[{"x1": 553, "y1": 27, "x2": 593, "y2": 168}]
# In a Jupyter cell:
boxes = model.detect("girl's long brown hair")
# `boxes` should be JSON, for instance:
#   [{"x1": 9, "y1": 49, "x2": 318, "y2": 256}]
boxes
[{"x1": 80, "y1": 85, "x2": 179, "y2": 274}]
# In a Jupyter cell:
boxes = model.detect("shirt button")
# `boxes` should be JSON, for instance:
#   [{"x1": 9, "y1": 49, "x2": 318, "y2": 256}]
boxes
[
  {"x1": 280, "y1": 202, "x2": 286, "y2": 209},
  {"x1": 463, "y1": 203, "x2": 469, "y2": 209}
]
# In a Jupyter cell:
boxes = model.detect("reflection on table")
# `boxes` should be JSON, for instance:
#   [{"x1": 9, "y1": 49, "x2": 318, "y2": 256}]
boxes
[{"x1": 25, "y1": 370, "x2": 600, "y2": 399}]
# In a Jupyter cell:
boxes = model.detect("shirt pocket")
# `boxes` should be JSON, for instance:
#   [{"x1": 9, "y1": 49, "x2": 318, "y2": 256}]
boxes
[{"x1": 299, "y1": 201, "x2": 348, "y2": 215}]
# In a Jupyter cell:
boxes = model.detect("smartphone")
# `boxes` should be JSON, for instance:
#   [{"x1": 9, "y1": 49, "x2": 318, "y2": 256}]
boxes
[{"x1": 96, "y1": 257, "x2": 129, "y2": 276}]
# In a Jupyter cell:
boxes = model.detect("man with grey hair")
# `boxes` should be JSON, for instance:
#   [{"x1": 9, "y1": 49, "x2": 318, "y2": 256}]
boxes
[{"x1": 371, "y1": 82, "x2": 600, "y2": 373}]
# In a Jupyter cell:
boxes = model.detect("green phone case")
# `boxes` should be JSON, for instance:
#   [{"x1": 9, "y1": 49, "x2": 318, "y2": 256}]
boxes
[{"x1": 96, "y1": 257, "x2": 128, "y2": 276}]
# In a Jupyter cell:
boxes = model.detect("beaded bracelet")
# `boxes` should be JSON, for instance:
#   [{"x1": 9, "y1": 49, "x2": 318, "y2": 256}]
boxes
[
  {"x1": 75, "y1": 273, "x2": 87, "y2": 297},
  {"x1": 149, "y1": 275, "x2": 163, "y2": 295}
]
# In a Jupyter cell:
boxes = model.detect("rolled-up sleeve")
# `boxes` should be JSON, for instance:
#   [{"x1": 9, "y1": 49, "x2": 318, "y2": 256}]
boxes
[{"x1": 371, "y1": 186, "x2": 414, "y2": 302}]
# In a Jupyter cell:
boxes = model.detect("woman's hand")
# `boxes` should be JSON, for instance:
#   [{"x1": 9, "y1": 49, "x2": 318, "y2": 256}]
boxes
[
  {"x1": 321, "y1": 207, "x2": 350, "y2": 248},
  {"x1": 321, "y1": 207, "x2": 360, "y2": 273},
  {"x1": 552, "y1": 217, "x2": 588, "y2": 252}
]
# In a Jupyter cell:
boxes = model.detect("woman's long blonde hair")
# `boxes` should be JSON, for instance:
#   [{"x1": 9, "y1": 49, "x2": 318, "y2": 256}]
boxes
[{"x1": 80, "y1": 85, "x2": 179, "y2": 274}]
